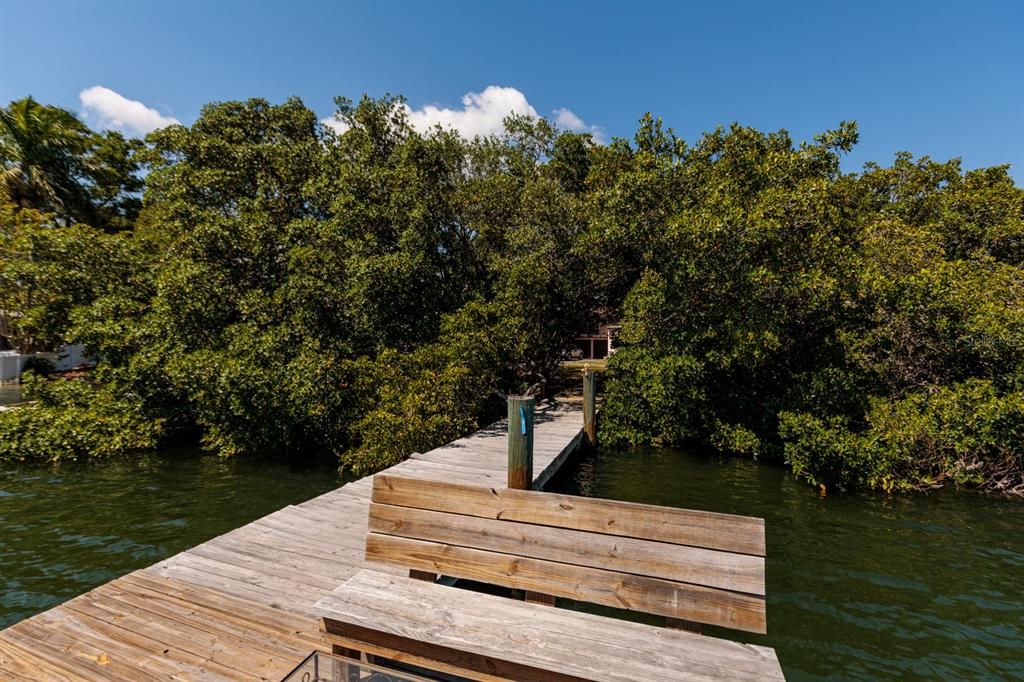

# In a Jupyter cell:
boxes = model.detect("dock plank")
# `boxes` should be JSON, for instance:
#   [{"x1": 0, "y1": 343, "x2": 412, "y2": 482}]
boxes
[{"x1": 364, "y1": 534, "x2": 768, "y2": 633}]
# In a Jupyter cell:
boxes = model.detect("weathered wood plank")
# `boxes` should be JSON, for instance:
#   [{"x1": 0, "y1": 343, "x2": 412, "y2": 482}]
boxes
[
  {"x1": 64, "y1": 576, "x2": 320, "y2": 681},
  {"x1": 389, "y1": 459, "x2": 509, "y2": 484},
  {"x1": 186, "y1": 542, "x2": 343, "y2": 592},
  {"x1": 105, "y1": 576, "x2": 320, "y2": 656},
  {"x1": 151, "y1": 557, "x2": 312, "y2": 610},
  {"x1": 336, "y1": 569, "x2": 778, "y2": 674},
  {"x1": 373, "y1": 474, "x2": 766, "y2": 556},
  {"x1": 316, "y1": 570, "x2": 784, "y2": 681},
  {"x1": 368, "y1": 503, "x2": 765, "y2": 594},
  {"x1": 59, "y1": 598, "x2": 257, "y2": 680},
  {"x1": 0, "y1": 636, "x2": 79, "y2": 681},
  {"x1": 119, "y1": 571, "x2": 321, "y2": 642},
  {"x1": 364, "y1": 534, "x2": 768, "y2": 633},
  {"x1": 205, "y1": 527, "x2": 366, "y2": 579},
  {"x1": 7, "y1": 605, "x2": 227, "y2": 681},
  {"x1": 159, "y1": 552, "x2": 327, "y2": 604},
  {"x1": 534, "y1": 429, "x2": 584, "y2": 490},
  {"x1": 409, "y1": 450, "x2": 510, "y2": 470}
]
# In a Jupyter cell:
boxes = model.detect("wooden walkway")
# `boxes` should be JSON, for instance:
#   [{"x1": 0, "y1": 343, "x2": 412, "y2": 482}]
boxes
[{"x1": 0, "y1": 402, "x2": 584, "y2": 681}]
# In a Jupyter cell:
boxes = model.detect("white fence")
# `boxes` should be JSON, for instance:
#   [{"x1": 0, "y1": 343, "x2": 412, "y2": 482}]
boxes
[
  {"x1": 0, "y1": 344, "x2": 92, "y2": 383},
  {"x1": 0, "y1": 351, "x2": 26, "y2": 383}
]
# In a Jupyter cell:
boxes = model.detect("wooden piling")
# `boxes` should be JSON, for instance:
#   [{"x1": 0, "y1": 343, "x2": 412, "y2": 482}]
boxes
[
  {"x1": 508, "y1": 395, "x2": 551, "y2": 605},
  {"x1": 583, "y1": 369, "x2": 597, "y2": 448},
  {"x1": 507, "y1": 395, "x2": 535, "y2": 490}
]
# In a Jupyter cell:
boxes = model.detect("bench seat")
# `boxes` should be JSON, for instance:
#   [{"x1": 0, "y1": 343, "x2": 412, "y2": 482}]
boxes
[{"x1": 314, "y1": 569, "x2": 785, "y2": 682}]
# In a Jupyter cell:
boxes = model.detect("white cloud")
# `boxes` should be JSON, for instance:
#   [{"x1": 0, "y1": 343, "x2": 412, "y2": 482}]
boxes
[
  {"x1": 405, "y1": 86, "x2": 537, "y2": 138},
  {"x1": 79, "y1": 86, "x2": 179, "y2": 135},
  {"x1": 322, "y1": 113, "x2": 350, "y2": 135},
  {"x1": 553, "y1": 107, "x2": 605, "y2": 143},
  {"x1": 322, "y1": 86, "x2": 604, "y2": 142},
  {"x1": 554, "y1": 107, "x2": 586, "y2": 130}
]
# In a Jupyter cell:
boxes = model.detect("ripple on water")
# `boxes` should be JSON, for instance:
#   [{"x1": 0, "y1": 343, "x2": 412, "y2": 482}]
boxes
[
  {"x1": 0, "y1": 449, "x2": 342, "y2": 629},
  {"x1": 845, "y1": 570, "x2": 930, "y2": 593}
]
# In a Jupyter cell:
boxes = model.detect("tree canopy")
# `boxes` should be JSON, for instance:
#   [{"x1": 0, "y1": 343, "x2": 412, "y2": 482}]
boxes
[
  {"x1": 0, "y1": 97, "x2": 142, "y2": 229},
  {"x1": 1, "y1": 93, "x2": 1022, "y2": 495}
]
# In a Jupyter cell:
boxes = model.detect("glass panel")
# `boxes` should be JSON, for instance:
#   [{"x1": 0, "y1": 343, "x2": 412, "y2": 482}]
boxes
[{"x1": 281, "y1": 651, "x2": 437, "y2": 682}]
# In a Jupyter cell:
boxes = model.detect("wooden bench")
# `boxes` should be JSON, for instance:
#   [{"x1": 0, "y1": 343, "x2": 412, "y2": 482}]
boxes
[{"x1": 313, "y1": 474, "x2": 783, "y2": 681}]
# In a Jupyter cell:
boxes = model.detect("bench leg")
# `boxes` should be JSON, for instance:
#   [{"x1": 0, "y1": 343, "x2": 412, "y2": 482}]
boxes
[
  {"x1": 665, "y1": 617, "x2": 702, "y2": 634},
  {"x1": 409, "y1": 570, "x2": 437, "y2": 582},
  {"x1": 332, "y1": 643, "x2": 363, "y2": 659},
  {"x1": 332, "y1": 644, "x2": 376, "y2": 682},
  {"x1": 525, "y1": 591, "x2": 556, "y2": 606}
]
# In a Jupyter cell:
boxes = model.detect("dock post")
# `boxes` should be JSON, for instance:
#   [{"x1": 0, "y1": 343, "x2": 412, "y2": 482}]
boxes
[
  {"x1": 508, "y1": 394, "x2": 552, "y2": 605},
  {"x1": 507, "y1": 395, "x2": 535, "y2": 490},
  {"x1": 583, "y1": 368, "x2": 597, "y2": 448}
]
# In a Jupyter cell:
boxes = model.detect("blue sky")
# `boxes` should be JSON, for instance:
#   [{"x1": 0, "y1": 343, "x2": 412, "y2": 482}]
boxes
[{"x1": 2, "y1": 0, "x2": 1021, "y2": 181}]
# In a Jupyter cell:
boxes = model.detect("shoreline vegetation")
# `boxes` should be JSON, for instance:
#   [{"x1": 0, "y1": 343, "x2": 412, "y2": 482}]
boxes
[{"x1": 1, "y1": 95, "x2": 1022, "y2": 496}]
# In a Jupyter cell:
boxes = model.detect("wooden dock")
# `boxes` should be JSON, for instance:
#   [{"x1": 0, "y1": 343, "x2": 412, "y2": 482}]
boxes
[{"x1": 0, "y1": 402, "x2": 585, "y2": 681}]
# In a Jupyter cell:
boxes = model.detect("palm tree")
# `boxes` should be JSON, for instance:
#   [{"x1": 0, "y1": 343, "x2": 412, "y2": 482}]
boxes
[{"x1": 0, "y1": 97, "x2": 92, "y2": 222}]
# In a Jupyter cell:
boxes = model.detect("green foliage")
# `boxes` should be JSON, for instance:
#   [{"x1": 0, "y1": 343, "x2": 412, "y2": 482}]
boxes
[
  {"x1": 3, "y1": 91, "x2": 1022, "y2": 496},
  {"x1": 599, "y1": 121, "x2": 863, "y2": 451},
  {"x1": 0, "y1": 375, "x2": 164, "y2": 463},
  {"x1": 600, "y1": 348, "x2": 708, "y2": 447},
  {"x1": 344, "y1": 302, "x2": 515, "y2": 474},
  {"x1": 20, "y1": 355, "x2": 54, "y2": 377},
  {"x1": 550, "y1": 132, "x2": 592, "y2": 194},
  {"x1": 0, "y1": 95, "x2": 597, "y2": 467},
  {"x1": 0, "y1": 202, "x2": 140, "y2": 352},
  {"x1": 0, "y1": 97, "x2": 143, "y2": 228},
  {"x1": 780, "y1": 381, "x2": 1024, "y2": 493},
  {"x1": 599, "y1": 121, "x2": 1024, "y2": 494}
]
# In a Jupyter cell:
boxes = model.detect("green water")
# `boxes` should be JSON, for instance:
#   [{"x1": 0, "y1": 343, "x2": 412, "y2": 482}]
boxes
[
  {"x1": 553, "y1": 446, "x2": 1024, "y2": 680},
  {"x1": 0, "y1": 384, "x2": 21, "y2": 407},
  {"x1": 0, "y1": 449, "x2": 341, "y2": 629}
]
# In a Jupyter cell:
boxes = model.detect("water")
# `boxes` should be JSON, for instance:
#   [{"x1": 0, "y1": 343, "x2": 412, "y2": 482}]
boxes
[
  {"x1": 553, "y1": 446, "x2": 1024, "y2": 680},
  {"x1": 0, "y1": 449, "x2": 341, "y2": 628},
  {"x1": 0, "y1": 384, "x2": 21, "y2": 407}
]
